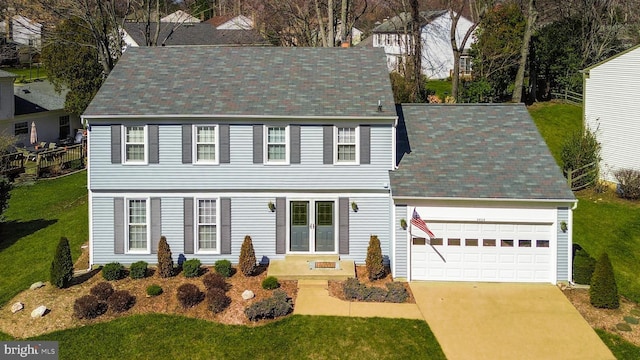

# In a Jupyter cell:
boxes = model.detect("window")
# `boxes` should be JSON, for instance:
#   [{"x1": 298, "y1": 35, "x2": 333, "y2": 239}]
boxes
[
  {"x1": 59, "y1": 115, "x2": 70, "y2": 139},
  {"x1": 501, "y1": 239, "x2": 514, "y2": 247},
  {"x1": 448, "y1": 238, "x2": 461, "y2": 246},
  {"x1": 336, "y1": 127, "x2": 357, "y2": 163},
  {"x1": 483, "y1": 239, "x2": 496, "y2": 247},
  {"x1": 197, "y1": 199, "x2": 217, "y2": 252},
  {"x1": 194, "y1": 125, "x2": 217, "y2": 163},
  {"x1": 519, "y1": 240, "x2": 532, "y2": 248},
  {"x1": 536, "y1": 240, "x2": 550, "y2": 248},
  {"x1": 14, "y1": 122, "x2": 28, "y2": 135},
  {"x1": 124, "y1": 126, "x2": 146, "y2": 163},
  {"x1": 266, "y1": 126, "x2": 287, "y2": 163},
  {"x1": 465, "y1": 239, "x2": 478, "y2": 246},
  {"x1": 127, "y1": 199, "x2": 148, "y2": 252},
  {"x1": 460, "y1": 55, "x2": 473, "y2": 76}
]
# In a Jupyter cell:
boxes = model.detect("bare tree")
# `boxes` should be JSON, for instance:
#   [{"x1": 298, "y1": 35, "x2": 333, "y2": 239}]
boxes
[{"x1": 512, "y1": 0, "x2": 537, "y2": 102}]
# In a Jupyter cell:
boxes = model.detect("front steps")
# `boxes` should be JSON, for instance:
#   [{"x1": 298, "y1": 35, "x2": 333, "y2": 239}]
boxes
[{"x1": 267, "y1": 255, "x2": 355, "y2": 281}]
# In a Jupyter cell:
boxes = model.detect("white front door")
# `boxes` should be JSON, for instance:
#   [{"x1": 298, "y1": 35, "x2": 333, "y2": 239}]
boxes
[{"x1": 289, "y1": 200, "x2": 336, "y2": 253}]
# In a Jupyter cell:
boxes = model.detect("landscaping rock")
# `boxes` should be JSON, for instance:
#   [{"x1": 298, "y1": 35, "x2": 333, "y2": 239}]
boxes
[
  {"x1": 631, "y1": 308, "x2": 640, "y2": 317},
  {"x1": 30, "y1": 281, "x2": 45, "y2": 290},
  {"x1": 11, "y1": 302, "x2": 24, "y2": 314},
  {"x1": 30, "y1": 305, "x2": 47, "y2": 318},
  {"x1": 241, "y1": 290, "x2": 255, "y2": 300},
  {"x1": 616, "y1": 323, "x2": 632, "y2": 332},
  {"x1": 624, "y1": 316, "x2": 639, "y2": 325}
]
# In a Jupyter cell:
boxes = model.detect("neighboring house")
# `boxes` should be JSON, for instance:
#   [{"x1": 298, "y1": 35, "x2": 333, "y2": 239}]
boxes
[
  {"x1": 83, "y1": 46, "x2": 576, "y2": 284},
  {"x1": 160, "y1": 10, "x2": 200, "y2": 23},
  {"x1": 0, "y1": 15, "x2": 42, "y2": 50},
  {"x1": 371, "y1": 10, "x2": 475, "y2": 79},
  {"x1": 205, "y1": 15, "x2": 254, "y2": 30},
  {"x1": 335, "y1": 21, "x2": 363, "y2": 46},
  {"x1": 583, "y1": 44, "x2": 640, "y2": 183},
  {"x1": 122, "y1": 22, "x2": 268, "y2": 47},
  {"x1": 0, "y1": 70, "x2": 81, "y2": 145}
]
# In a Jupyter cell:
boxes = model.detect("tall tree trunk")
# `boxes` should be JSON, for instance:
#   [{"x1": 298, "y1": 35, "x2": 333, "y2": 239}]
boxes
[
  {"x1": 314, "y1": 0, "x2": 328, "y2": 47},
  {"x1": 512, "y1": 0, "x2": 537, "y2": 103},
  {"x1": 410, "y1": 0, "x2": 422, "y2": 101},
  {"x1": 328, "y1": 0, "x2": 335, "y2": 47},
  {"x1": 340, "y1": 0, "x2": 348, "y2": 44}
]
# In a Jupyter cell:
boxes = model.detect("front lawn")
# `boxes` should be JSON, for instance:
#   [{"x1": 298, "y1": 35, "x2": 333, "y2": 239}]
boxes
[
  {"x1": 426, "y1": 80, "x2": 452, "y2": 100},
  {"x1": 31, "y1": 314, "x2": 446, "y2": 359},
  {"x1": 3, "y1": 66, "x2": 47, "y2": 81},
  {"x1": 596, "y1": 329, "x2": 640, "y2": 359},
  {"x1": 0, "y1": 171, "x2": 88, "y2": 306},
  {"x1": 528, "y1": 101, "x2": 582, "y2": 164}
]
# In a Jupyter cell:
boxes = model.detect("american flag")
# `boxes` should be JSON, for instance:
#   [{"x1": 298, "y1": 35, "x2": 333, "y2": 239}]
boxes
[{"x1": 411, "y1": 209, "x2": 435, "y2": 238}]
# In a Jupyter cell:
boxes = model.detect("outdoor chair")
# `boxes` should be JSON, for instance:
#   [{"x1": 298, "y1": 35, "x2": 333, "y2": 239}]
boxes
[{"x1": 49, "y1": 143, "x2": 57, "y2": 150}]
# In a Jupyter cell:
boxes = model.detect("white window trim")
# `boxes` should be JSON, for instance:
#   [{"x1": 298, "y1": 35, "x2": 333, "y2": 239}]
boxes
[
  {"x1": 192, "y1": 124, "x2": 219, "y2": 165},
  {"x1": 194, "y1": 197, "x2": 221, "y2": 254},
  {"x1": 122, "y1": 125, "x2": 148, "y2": 165},
  {"x1": 264, "y1": 125, "x2": 290, "y2": 165},
  {"x1": 125, "y1": 198, "x2": 150, "y2": 254},
  {"x1": 334, "y1": 125, "x2": 359, "y2": 165}
]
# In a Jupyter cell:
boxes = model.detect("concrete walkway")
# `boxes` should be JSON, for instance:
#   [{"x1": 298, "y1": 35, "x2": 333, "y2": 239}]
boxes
[
  {"x1": 294, "y1": 280, "x2": 423, "y2": 319},
  {"x1": 410, "y1": 282, "x2": 615, "y2": 360}
]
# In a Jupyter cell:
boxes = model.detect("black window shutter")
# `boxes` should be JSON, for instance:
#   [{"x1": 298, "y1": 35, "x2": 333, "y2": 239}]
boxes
[
  {"x1": 290, "y1": 125, "x2": 300, "y2": 164},
  {"x1": 114, "y1": 198, "x2": 124, "y2": 254},
  {"x1": 150, "y1": 198, "x2": 161, "y2": 253},
  {"x1": 323, "y1": 125, "x2": 333, "y2": 164},
  {"x1": 219, "y1": 124, "x2": 230, "y2": 164},
  {"x1": 253, "y1": 125, "x2": 263, "y2": 164},
  {"x1": 149, "y1": 125, "x2": 159, "y2": 164},
  {"x1": 360, "y1": 125, "x2": 370, "y2": 165},
  {"x1": 275, "y1": 197, "x2": 286, "y2": 254},
  {"x1": 183, "y1": 198, "x2": 194, "y2": 254},
  {"x1": 220, "y1": 198, "x2": 231, "y2": 254},
  {"x1": 339, "y1": 197, "x2": 349, "y2": 254},
  {"x1": 182, "y1": 125, "x2": 192, "y2": 164},
  {"x1": 111, "y1": 125, "x2": 121, "y2": 164}
]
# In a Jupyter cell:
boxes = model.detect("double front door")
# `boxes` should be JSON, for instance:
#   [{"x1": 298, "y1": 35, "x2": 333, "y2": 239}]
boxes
[{"x1": 290, "y1": 200, "x2": 335, "y2": 252}]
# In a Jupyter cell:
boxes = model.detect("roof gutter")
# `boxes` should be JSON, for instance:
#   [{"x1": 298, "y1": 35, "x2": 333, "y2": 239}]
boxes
[
  {"x1": 393, "y1": 195, "x2": 578, "y2": 205},
  {"x1": 81, "y1": 114, "x2": 398, "y2": 121}
]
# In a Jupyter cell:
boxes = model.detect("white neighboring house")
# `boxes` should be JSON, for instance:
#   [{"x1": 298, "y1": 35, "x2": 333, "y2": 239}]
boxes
[
  {"x1": 160, "y1": 10, "x2": 200, "y2": 23},
  {"x1": 0, "y1": 70, "x2": 81, "y2": 145},
  {"x1": 372, "y1": 10, "x2": 475, "y2": 79},
  {"x1": 583, "y1": 44, "x2": 640, "y2": 183},
  {"x1": 206, "y1": 15, "x2": 254, "y2": 30},
  {"x1": 0, "y1": 15, "x2": 42, "y2": 50}
]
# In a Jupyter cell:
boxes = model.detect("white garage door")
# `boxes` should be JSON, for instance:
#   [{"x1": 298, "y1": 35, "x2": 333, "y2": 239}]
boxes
[{"x1": 411, "y1": 222, "x2": 553, "y2": 282}]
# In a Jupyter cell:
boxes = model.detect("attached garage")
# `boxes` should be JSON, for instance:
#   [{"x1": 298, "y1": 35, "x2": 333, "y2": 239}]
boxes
[{"x1": 390, "y1": 104, "x2": 577, "y2": 284}]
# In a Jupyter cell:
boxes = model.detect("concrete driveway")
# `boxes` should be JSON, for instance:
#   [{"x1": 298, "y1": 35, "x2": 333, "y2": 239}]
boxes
[{"x1": 410, "y1": 282, "x2": 615, "y2": 360}]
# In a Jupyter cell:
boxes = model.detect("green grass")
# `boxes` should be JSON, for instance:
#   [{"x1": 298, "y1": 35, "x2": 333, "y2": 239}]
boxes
[
  {"x1": 596, "y1": 329, "x2": 640, "y2": 359},
  {"x1": 0, "y1": 171, "x2": 88, "y2": 306},
  {"x1": 31, "y1": 314, "x2": 446, "y2": 359},
  {"x1": 528, "y1": 101, "x2": 583, "y2": 164},
  {"x1": 426, "y1": 80, "x2": 452, "y2": 100},
  {"x1": 0, "y1": 331, "x2": 14, "y2": 340},
  {"x1": 3, "y1": 66, "x2": 47, "y2": 81}
]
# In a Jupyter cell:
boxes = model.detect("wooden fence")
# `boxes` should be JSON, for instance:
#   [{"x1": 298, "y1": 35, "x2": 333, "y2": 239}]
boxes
[
  {"x1": 0, "y1": 152, "x2": 25, "y2": 179},
  {"x1": 551, "y1": 89, "x2": 583, "y2": 105},
  {"x1": 36, "y1": 144, "x2": 85, "y2": 177},
  {"x1": 566, "y1": 161, "x2": 597, "y2": 191}
]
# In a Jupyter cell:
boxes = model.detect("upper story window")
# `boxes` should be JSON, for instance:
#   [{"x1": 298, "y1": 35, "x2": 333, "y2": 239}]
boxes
[
  {"x1": 266, "y1": 126, "x2": 288, "y2": 164},
  {"x1": 196, "y1": 199, "x2": 218, "y2": 253},
  {"x1": 59, "y1": 115, "x2": 70, "y2": 139},
  {"x1": 194, "y1": 125, "x2": 218, "y2": 164},
  {"x1": 336, "y1": 126, "x2": 358, "y2": 164},
  {"x1": 124, "y1": 125, "x2": 146, "y2": 164},
  {"x1": 127, "y1": 199, "x2": 149, "y2": 253}
]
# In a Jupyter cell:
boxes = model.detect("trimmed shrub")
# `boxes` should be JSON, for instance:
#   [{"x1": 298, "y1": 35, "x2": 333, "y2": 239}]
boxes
[
  {"x1": 238, "y1": 235, "x2": 257, "y2": 276},
  {"x1": 129, "y1": 261, "x2": 148, "y2": 279},
  {"x1": 146, "y1": 284, "x2": 163, "y2": 297},
  {"x1": 214, "y1": 259, "x2": 232, "y2": 278},
  {"x1": 207, "y1": 288, "x2": 231, "y2": 313},
  {"x1": 157, "y1": 236, "x2": 174, "y2": 278},
  {"x1": 261, "y1": 276, "x2": 280, "y2": 290},
  {"x1": 50, "y1": 237, "x2": 74, "y2": 288},
  {"x1": 590, "y1": 253, "x2": 619, "y2": 309},
  {"x1": 366, "y1": 235, "x2": 385, "y2": 280},
  {"x1": 73, "y1": 295, "x2": 107, "y2": 319},
  {"x1": 102, "y1": 262, "x2": 124, "y2": 281},
  {"x1": 244, "y1": 290, "x2": 292, "y2": 321},
  {"x1": 573, "y1": 249, "x2": 596, "y2": 285},
  {"x1": 614, "y1": 169, "x2": 640, "y2": 200},
  {"x1": 202, "y1": 272, "x2": 227, "y2": 291},
  {"x1": 385, "y1": 282, "x2": 409, "y2": 303},
  {"x1": 561, "y1": 128, "x2": 601, "y2": 190},
  {"x1": 343, "y1": 278, "x2": 365, "y2": 300},
  {"x1": 107, "y1": 290, "x2": 135, "y2": 313},
  {"x1": 90, "y1": 282, "x2": 114, "y2": 301},
  {"x1": 182, "y1": 259, "x2": 202, "y2": 278},
  {"x1": 176, "y1": 283, "x2": 204, "y2": 308},
  {"x1": 362, "y1": 286, "x2": 387, "y2": 302}
]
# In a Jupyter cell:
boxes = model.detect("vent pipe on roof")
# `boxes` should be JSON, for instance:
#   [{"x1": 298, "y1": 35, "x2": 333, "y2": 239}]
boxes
[{"x1": 377, "y1": 99, "x2": 382, "y2": 112}]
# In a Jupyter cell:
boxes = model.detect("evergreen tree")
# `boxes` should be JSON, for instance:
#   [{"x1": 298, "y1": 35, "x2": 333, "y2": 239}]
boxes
[
  {"x1": 50, "y1": 237, "x2": 74, "y2": 288},
  {"x1": 238, "y1": 235, "x2": 257, "y2": 276},
  {"x1": 366, "y1": 235, "x2": 385, "y2": 280},
  {"x1": 157, "y1": 236, "x2": 174, "y2": 278},
  {"x1": 589, "y1": 253, "x2": 619, "y2": 309}
]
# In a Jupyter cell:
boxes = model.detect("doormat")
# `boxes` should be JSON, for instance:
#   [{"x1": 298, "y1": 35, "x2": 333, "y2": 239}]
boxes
[{"x1": 309, "y1": 261, "x2": 341, "y2": 270}]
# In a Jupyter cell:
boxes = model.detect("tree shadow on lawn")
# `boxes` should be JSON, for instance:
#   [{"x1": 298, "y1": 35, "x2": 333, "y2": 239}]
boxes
[{"x1": 0, "y1": 219, "x2": 58, "y2": 251}]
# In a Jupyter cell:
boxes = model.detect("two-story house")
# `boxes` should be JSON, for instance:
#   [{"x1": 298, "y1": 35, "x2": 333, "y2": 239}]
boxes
[
  {"x1": 84, "y1": 46, "x2": 576, "y2": 284},
  {"x1": 371, "y1": 10, "x2": 475, "y2": 79}
]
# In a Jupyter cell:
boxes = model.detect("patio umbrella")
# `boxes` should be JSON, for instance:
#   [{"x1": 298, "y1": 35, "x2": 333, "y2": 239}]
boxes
[{"x1": 30, "y1": 121, "x2": 37, "y2": 145}]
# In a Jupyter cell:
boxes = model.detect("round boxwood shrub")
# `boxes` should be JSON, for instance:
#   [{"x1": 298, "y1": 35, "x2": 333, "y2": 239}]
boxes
[
  {"x1": 102, "y1": 262, "x2": 124, "y2": 281},
  {"x1": 366, "y1": 235, "x2": 385, "y2": 280},
  {"x1": 573, "y1": 249, "x2": 596, "y2": 285},
  {"x1": 214, "y1": 259, "x2": 232, "y2": 278},
  {"x1": 261, "y1": 276, "x2": 280, "y2": 290},
  {"x1": 73, "y1": 295, "x2": 107, "y2": 319},
  {"x1": 589, "y1": 253, "x2": 619, "y2": 309},
  {"x1": 182, "y1": 258, "x2": 202, "y2": 278},
  {"x1": 129, "y1": 261, "x2": 148, "y2": 279},
  {"x1": 50, "y1": 237, "x2": 74, "y2": 288},
  {"x1": 90, "y1": 281, "x2": 114, "y2": 301},
  {"x1": 176, "y1": 283, "x2": 204, "y2": 308},
  {"x1": 146, "y1": 284, "x2": 163, "y2": 297},
  {"x1": 244, "y1": 290, "x2": 292, "y2": 321},
  {"x1": 202, "y1": 272, "x2": 227, "y2": 291},
  {"x1": 108, "y1": 290, "x2": 136, "y2": 313},
  {"x1": 238, "y1": 235, "x2": 257, "y2": 276},
  {"x1": 207, "y1": 288, "x2": 231, "y2": 314}
]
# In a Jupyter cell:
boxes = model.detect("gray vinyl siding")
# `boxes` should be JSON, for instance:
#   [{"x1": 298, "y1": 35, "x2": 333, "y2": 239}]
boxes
[
  {"x1": 89, "y1": 124, "x2": 393, "y2": 191},
  {"x1": 341, "y1": 196, "x2": 391, "y2": 263},
  {"x1": 394, "y1": 204, "x2": 408, "y2": 279},
  {"x1": 557, "y1": 207, "x2": 570, "y2": 282},
  {"x1": 230, "y1": 198, "x2": 279, "y2": 263}
]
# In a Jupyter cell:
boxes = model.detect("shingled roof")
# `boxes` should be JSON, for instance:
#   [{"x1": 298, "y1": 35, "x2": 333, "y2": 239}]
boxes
[
  {"x1": 390, "y1": 104, "x2": 575, "y2": 201},
  {"x1": 84, "y1": 46, "x2": 396, "y2": 118},
  {"x1": 122, "y1": 22, "x2": 267, "y2": 46}
]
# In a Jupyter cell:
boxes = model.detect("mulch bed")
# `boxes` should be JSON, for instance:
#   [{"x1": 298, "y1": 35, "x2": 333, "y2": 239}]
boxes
[{"x1": 328, "y1": 266, "x2": 415, "y2": 303}]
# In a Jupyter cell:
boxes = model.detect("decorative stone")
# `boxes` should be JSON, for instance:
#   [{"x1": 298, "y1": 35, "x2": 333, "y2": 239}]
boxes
[
  {"x1": 241, "y1": 290, "x2": 255, "y2": 300},
  {"x1": 31, "y1": 305, "x2": 47, "y2": 318},
  {"x1": 30, "y1": 281, "x2": 45, "y2": 290},
  {"x1": 616, "y1": 323, "x2": 632, "y2": 332},
  {"x1": 11, "y1": 302, "x2": 24, "y2": 314}
]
